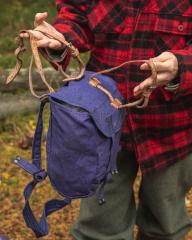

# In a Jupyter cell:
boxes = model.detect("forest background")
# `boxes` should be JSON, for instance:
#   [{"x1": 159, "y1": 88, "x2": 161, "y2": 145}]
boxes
[{"x1": 0, "y1": 1, "x2": 191, "y2": 240}]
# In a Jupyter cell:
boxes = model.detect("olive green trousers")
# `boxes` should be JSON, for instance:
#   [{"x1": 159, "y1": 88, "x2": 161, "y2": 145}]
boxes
[{"x1": 71, "y1": 150, "x2": 192, "y2": 240}]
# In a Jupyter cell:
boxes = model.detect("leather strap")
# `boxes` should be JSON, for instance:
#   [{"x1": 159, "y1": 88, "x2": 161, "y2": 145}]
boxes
[
  {"x1": 6, "y1": 25, "x2": 157, "y2": 107},
  {"x1": 6, "y1": 26, "x2": 85, "y2": 99},
  {"x1": 89, "y1": 59, "x2": 157, "y2": 108}
]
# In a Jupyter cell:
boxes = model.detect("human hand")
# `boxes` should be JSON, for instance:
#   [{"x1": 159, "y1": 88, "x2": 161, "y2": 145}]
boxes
[
  {"x1": 133, "y1": 52, "x2": 179, "y2": 96},
  {"x1": 20, "y1": 12, "x2": 64, "y2": 49}
]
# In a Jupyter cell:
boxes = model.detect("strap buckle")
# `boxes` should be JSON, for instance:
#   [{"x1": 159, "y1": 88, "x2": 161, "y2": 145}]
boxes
[{"x1": 33, "y1": 170, "x2": 47, "y2": 183}]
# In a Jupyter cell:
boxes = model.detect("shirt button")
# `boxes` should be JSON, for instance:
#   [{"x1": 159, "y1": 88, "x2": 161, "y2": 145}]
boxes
[{"x1": 178, "y1": 24, "x2": 184, "y2": 32}]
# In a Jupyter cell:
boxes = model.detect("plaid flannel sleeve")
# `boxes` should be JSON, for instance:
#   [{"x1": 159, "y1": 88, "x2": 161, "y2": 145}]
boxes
[
  {"x1": 44, "y1": 0, "x2": 94, "y2": 70},
  {"x1": 42, "y1": 0, "x2": 93, "y2": 70},
  {"x1": 53, "y1": 0, "x2": 94, "y2": 52},
  {"x1": 39, "y1": 47, "x2": 71, "y2": 70}
]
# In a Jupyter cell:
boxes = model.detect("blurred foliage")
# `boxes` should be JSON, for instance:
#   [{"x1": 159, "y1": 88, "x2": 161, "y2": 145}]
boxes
[
  {"x1": 0, "y1": 0, "x2": 56, "y2": 46},
  {"x1": 0, "y1": 0, "x2": 56, "y2": 69},
  {"x1": 0, "y1": 0, "x2": 89, "y2": 70}
]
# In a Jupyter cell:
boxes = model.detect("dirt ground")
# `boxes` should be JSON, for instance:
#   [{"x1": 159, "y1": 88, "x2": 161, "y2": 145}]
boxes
[
  {"x1": 0, "y1": 114, "x2": 191, "y2": 240},
  {"x1": 0, "y1": 175, "x2": 191, "y2": 240}
]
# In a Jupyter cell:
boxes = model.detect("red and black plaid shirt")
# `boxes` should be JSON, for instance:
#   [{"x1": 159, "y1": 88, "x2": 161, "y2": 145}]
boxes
[{"x1": 53, "y1": 0, "x2": 192, "y2": 175}]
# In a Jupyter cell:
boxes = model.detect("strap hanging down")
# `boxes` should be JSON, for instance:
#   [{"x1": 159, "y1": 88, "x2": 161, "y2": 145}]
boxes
[
  {"x1": 13, "y1": 101, "x2": 71, "y2": 238},
  {"x1": 23, "y1": 180, "x2": 71, "y2": 238},
  {"x1": 6, "y1": 26, "x2": 85, "y2": 99},
  {"x1": 98, "y1": 132, "x2": 122, "y2": 205},
  {"x1": 32, "y1": 100, "x2": 46, "y2": 169}
]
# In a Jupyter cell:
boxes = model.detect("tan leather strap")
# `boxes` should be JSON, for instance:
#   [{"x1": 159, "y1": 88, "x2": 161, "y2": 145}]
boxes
[
  {"x1": 6, "y1": 26, "x2": 85, "y2": 99},
  {"x1": 34, "y1": 25, "x2": 85, "y2": 81},
  {"x1": 7, "y1": 25, "x2": 157, "y2": 107},
  {"x1": 89, "y1": 59, "x2": 157, "y2": 108},
  {"x1": 6, "y1": 37, "x2": 26, "y2": 85}
]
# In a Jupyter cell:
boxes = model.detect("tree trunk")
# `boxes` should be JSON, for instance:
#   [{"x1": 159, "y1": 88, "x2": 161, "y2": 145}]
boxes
[
  {"x1": 0, "y1": 93, "x2": 39, "y2": 119},
  {"x1": 0, "y1": 67, "x2": 72, "y2": 92}
]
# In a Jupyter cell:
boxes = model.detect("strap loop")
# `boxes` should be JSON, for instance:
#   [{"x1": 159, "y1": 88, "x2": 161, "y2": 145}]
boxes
[
  {"x1": 6, "y1": 26, "x2": 85, "y2": 99},
  {"x1": 13, "y1": 92, "x2": 71, "y2": 238},
  {"x1": 7, "y1": 25, "x2": 157, "y2": 108},
  {"x1": 33, "y1": 170, "x2": 47, "y2": 183},
  {"x1": 89, "y1": 59, "x2": 157, "y2": 109}
]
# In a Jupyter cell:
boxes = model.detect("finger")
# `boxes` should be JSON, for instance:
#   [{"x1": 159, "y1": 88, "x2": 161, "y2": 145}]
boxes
[
  {"x1": 140, "y1": 63, "x2": 149, "y2": 70},
  {"x1": 34, "y1": 12, "x2": 48, "y2": 26},
  {"x1": 133, "y1": 72, "x2": 170, "y2": 96},
  {"x1": 134, "y1": 77, "x2": 154, "y2": 96},
  {"x1": 48, "y1": 40, "x2": 63, "y2": 49},
  {"x1": 20, "y1": 32, "x2": 29, "y2": 38},
  {"x1": 20, "y1": 31, "x2": 43, "y2": 39},
  {"x1": 140, "y1": 61, "x2": 169, "y2": 72},
  {"x1": 36, "y1": 39, "x2": 51, "y2": 48},
  {"x1": 37, "y1": 39, "x2": 62, "y2": 49},
  {"x1": 152, "y1": 52, "x2": 169, "y2": 62},
  {"x1": 140, "y1": 51, "x2": 171, "y2": 70}
]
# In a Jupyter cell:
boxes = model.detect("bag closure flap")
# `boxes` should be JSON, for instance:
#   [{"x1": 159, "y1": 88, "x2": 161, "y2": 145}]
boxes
[{"x1": 49, "y1": 71, "x2": 126, "y2": 137}]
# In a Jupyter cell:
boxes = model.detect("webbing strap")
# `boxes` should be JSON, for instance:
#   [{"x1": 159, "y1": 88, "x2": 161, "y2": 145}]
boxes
[
  {"x1": 110, "y1": 134, "x2": 121, "y2": 173},
  {"x1": 14, "y1": 101, "x2": 71, "y2": 238},
  {"x1": 23, "y1": 180, "x2": 71, "y2": 238},
  {"x1": 97, "y1": 133, "x2": 121, "y2": 205},
  {"x1": 32, "y1": 100, "x2": 46, "y2": 168}
]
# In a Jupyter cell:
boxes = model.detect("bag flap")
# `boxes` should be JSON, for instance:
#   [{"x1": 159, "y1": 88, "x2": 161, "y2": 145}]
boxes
[
  {"x1": 91, "y1": 100, "x2": 126, "y2": 137},
  {"x1": 49, "y1": 71, "x2": 126, "y2": 137}
]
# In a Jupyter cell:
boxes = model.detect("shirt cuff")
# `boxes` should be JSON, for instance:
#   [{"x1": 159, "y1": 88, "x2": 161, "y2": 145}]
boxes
[
  {"x1": 168, "y1": 49, "x2": 192, "y2": 96},
  {"x1": 40, "y1": 47, "x2": 68, "y2": 62},
  {"x1": 164, "y1": 75, "x2": 180, "y2": 92},
  {"x1": 39, "y1": 47, "x2": 71, "y2": 70}
]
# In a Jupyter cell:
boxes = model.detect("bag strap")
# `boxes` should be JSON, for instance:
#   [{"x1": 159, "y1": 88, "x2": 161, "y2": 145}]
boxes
[
  {"x1": 6, "y1": 26, "x2": 86, "y2": 99},
  {"x1": 89, "y1": 59, "x2": 157, "y2": 108},
  {"x1": 6, "y1": 24, "x2": 157, "y2": 107},
  {"x1": 14, "y1": 100, "x2": 71, "y2": 238},
  {"x1": 97, "y1": 133, "x2": 121, "y2": 205}
]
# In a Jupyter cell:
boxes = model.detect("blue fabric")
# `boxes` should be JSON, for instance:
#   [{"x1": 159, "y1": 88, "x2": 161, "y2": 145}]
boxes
[
  {"x1": 50, "y1": 71, "x2": 125, "y2": 137},
  {"x1": 14, "y1": 103, "x2": 71, "y2": 238},
  {"x1": 32, "y1": 101, "x2": 45, "y2": 169},
  {"x1": 22, "y1": 180, "x2": 71, "y2": 238},
  {"x1": 15, "y1": 71, "x2": 126, "y2": 237},
  {"x1": 0, "y1": 236, "x2": 9, "y2": 240}
]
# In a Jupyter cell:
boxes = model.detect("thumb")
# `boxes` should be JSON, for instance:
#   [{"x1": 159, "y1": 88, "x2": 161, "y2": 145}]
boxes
[
  {"x1": 34, "y1": 12, "x2": 48, "y2": 26},
  {"x1": 152, "y1": 52, "x2": 169, "y2": 63}
]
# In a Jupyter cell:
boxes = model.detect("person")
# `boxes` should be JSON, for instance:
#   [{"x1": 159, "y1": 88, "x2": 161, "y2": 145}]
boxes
[{"x1": 20, "y1": 1, "x2": 192, "y2": 239}]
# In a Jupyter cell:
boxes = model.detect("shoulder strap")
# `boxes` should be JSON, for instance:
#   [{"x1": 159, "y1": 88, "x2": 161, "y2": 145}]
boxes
[{"x1": 14, "y1": 100, "x2": 71, "y2": 238}]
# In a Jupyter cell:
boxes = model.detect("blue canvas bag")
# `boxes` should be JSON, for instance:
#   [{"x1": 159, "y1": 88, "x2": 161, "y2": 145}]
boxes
[
  {"x1": 13, "y1": 71, "x2": 126, "y2": 238},
  {"x1": 7, "y1": 27, "x2": 157, "y2": 238}
]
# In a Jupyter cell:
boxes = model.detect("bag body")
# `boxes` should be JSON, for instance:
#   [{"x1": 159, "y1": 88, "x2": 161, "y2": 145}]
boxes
[
  {"x1": 47, "y1": 71, "x2": 125, "y2": 198},
  {"x1": 47, "y1": 96, "x2": 111, "y2": 198},
  {"x1": 14, "y1": 71, "x2": 126, "y2": 237}
]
